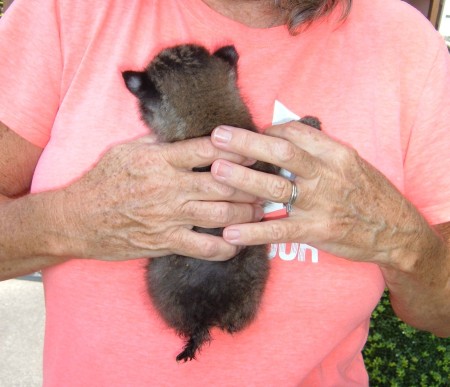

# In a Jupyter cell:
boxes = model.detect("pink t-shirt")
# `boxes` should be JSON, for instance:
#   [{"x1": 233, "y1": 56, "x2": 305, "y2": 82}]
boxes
[{"x1": 1, "y1": 0, "x2": 449, "y2": 385}]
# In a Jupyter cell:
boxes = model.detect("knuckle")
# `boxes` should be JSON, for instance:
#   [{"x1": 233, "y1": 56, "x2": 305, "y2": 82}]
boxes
[
  {"x1": 237, "y1": 130, "x2": 254, "y2": 151},
  {"x1": 179, "y1": 202, "x2": 196, "y2": 220},
  {"x1": 187, "y1": 174, "x2": 202, "y2": 193},
  {"x1": 297, "y1": 188, "x2": 315, "y2": 210},
  {"x1": 269, "y1": 221, "x2": 300, "y2": 242},
  {"x1": 284, "y1": 122, "x2": 302, "y2": 137},
  {"x1": 161, "y1": 143, "x2": 178, "y2": 163},
  {"x1": 161, "y1": 141, "x2": 194, "y2": 168},
  {"x1": 204, "y1": 180, "x2": 236, "y2": 198},
  {"x1": 212, "y1": 202, "x2": 233, "y2": 224},
  {"x1": 268, "y1": 178, "x2": 290, "y2": 201},
  {"x1": 274, "y1": 140, "x2": 297, "y2": 163},
  {"x1": 195, "y1": 138, "x2": 217, "y2": 160},
  {"x1": 164, "y1": 228, "x2": 182, "y2": 250},
  {"x1": 215, "y1": 183, "x2": 236, "y2": 198},
  {"x1": 200, "y1": 238, "x2": 220, "y2": 259},
  {"x1": 268, "y1": 222, "x2": 286, "y2": 241},
  {"x1": 308, "y1": 160, "x2": 323, "y2": 179}
]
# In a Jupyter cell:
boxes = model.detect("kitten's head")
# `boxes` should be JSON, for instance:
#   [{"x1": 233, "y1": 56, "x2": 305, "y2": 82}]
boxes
[{"x1": 123, "y1": 44, "x2": 244, "y2": 142}]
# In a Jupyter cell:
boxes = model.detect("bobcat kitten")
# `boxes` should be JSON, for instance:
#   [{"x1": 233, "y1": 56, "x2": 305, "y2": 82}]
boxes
[{"x1": 123, "y1": 44, "x2": 319, "y2": 362}]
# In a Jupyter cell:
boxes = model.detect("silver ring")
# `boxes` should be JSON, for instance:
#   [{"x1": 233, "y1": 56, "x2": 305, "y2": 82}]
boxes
[{"x1": 285, "y1": 180, "x2": 298, "y2": 214}]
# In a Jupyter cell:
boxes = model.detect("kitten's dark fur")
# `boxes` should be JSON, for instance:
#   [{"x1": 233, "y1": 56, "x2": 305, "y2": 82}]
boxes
[{"x1": 123, "y1": 44, "x2": 320, "y2": 362}]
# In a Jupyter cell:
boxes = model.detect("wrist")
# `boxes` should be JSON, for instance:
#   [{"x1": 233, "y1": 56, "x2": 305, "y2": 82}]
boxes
[
  {"x1": 369, "y1": 200, "x2": 434, "y2": 272},
  {"x1": 380, "y1": 218, "x2": 448, "y2": 284},
  {"x1": 378, "y1": 223, "x2": 450, "y2": 336},
  {"x1": 12, "y1": 189, "x2": 83, "y2": 260},
  {"x1": 24, "y1": 190, "x2": 74, "y2": 259},
  {"x1": 41, "y1": 187, "x2": 88, "y2": 259},
  {"x1": 0, "y1": 192, "x2": 61, "y2": 260}
]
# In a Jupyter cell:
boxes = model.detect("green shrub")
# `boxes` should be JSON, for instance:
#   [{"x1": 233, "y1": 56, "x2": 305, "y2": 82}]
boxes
[{"x1": 364, "y1": 291, "x2": 450, "y2": 386}]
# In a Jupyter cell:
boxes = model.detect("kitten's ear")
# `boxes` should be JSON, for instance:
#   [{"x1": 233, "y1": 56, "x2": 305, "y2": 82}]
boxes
[
  {"x1": 213, "y1": 45, "x2": 239, "y2": 69},
  {"x1": 122, "y1": 71, "x2": 159, "y2": 100}
]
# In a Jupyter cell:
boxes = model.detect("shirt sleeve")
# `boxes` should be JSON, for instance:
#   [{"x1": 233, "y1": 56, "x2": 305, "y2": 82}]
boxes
[
  {"x1": 403, "y1": 36, "x2": 450, "y2": 225},
  {"x1": 0, "y1": 0, "x2": 62, "y2": 148}
]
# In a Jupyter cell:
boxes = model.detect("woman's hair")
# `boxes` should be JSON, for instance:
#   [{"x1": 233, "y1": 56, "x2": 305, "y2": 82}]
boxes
[{"x1": 275, "y1": 0, "x2": 352, "y2": 34}]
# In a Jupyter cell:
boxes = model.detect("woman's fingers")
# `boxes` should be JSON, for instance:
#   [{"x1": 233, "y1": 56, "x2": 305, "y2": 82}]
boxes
[
  {"x1": 179, "y1": 201, "x2": 264, "y2": 228},
  {"x1": 179, "y1": 170, "x2": 258, "y2": 203},
  {"x1": 167, "y1": 227, "x2": 243, "y2": 261},
  {"x1": 160, "y1": 136, "x2": 255, "y2": 171},
  {"x1": 211, "y1": 124, "x2": 322, "y2": 179},
  {"x1": 212, "y1": 160, "x2": 290, "y2": 202},
  {"x1": 221, "y1": 217, "x2": 321, "y2": 246}
]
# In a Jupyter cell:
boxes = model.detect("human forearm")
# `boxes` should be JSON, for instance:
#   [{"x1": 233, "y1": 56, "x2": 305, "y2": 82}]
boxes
[
  {"x1": 0, "y1": 192, "x2": 70, "y2": 280},
  {"x1": 0, "y1": 256, "x2": 66, "y2": 281},
  {"x1": 380, "y1": 222, "x2": 450, "y2": 337}
]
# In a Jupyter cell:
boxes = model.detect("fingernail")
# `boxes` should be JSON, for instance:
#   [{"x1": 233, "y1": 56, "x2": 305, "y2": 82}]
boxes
[
  {"x1": 224, "y1": 228, "x2": 241, "y2": 242},
  {"x1": 213, "y1": 126, "x2": 232, "y2": 144},
  {"x1": 213, "y1": 161, "x2": 232, "y2": 178}
]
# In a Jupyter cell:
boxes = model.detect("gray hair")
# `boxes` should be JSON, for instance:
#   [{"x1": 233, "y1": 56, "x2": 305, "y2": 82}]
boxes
[{"x1": 275, "y1": 0, "x2": 352, "y2": 34}]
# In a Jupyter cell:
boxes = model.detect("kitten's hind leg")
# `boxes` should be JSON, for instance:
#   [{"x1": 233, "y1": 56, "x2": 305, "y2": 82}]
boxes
[{"x1": 176, "y1": 327, "x2": 211, "y2": 362}]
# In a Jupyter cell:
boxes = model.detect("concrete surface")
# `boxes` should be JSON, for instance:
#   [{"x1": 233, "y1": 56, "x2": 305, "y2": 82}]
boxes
[{"x1": 0, "y1": 277, "x2": 44, "y2": 386}]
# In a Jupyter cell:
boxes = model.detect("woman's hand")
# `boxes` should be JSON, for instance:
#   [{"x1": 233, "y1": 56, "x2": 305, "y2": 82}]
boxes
[
  {"x1": 54, "y1": 136, "x2": 263, "y2": 262},
  {"x1": 210, "y1": 122, "x2": 450, "y2": 337},
  {"x1": 210, "y1": 121, "x2": 432, "y2": 269}
]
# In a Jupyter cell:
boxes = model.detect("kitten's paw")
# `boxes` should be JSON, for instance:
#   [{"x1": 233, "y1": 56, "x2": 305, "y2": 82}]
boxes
[{"x1": 299, "y1": 116, "x2": 322, "y2": 130}]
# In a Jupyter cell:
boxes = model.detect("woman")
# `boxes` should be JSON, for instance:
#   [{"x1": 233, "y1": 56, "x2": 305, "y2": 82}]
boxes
[{"x1": 0, "y1": 0, "x2": 448, "y2": 385}]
